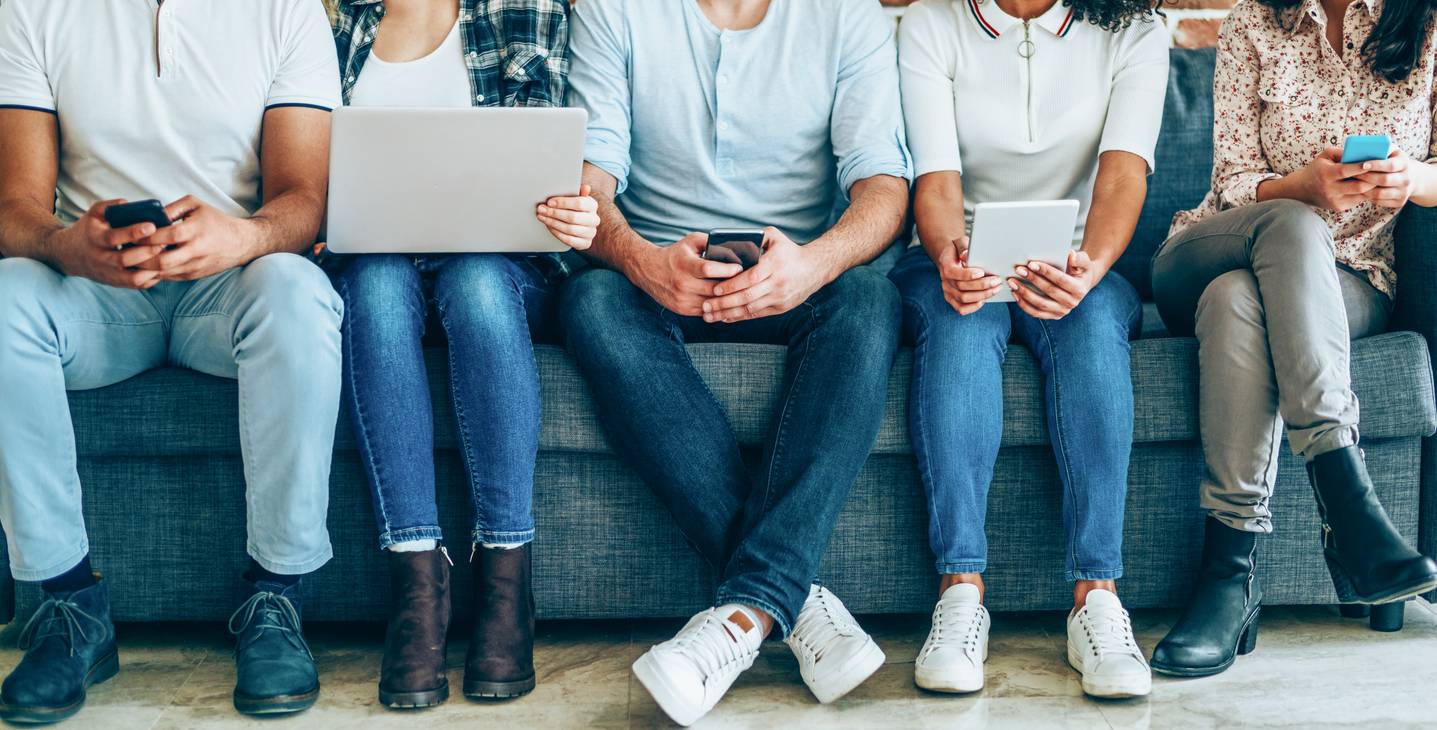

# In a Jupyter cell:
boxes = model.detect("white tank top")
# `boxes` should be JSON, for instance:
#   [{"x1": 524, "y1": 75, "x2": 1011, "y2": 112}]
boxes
[{"x1": 349, "y1": 19, "x2": 471, "y2": 108}]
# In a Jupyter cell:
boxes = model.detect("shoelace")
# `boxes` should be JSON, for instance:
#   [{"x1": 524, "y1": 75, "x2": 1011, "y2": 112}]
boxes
[
  {"x1": 228, "y1": 591, "x2": 313, "y2": 660},
  {"x1": 1079, "y1": 607, "x2": 1140, "y2": 659},
  {"x1": 790, "y1": 590, "x2": 860, "y2": 663},
  {"x1": 928, "y1": 601, "x2": 984, "y2": 656},
  {"x1": 669, "y1": 613, "x2": 753, "y2": 679},
  {"x1": 18, "y1": 598, "x2": 106, "y2": 657}
]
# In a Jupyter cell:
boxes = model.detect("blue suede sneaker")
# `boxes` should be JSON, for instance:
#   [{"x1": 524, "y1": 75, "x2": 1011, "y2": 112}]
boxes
[
  {"x1": 229, "y1": 581, "x2": 319, "y2": 715},
  {"x1": 0, "y1": 578, "x2": 119, "y2": 724}
]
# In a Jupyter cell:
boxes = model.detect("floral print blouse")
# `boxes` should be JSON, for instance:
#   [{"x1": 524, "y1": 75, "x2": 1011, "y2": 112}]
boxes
[{"x1": 1171, "y1": 0, "x2": 1437, "y2": 297}]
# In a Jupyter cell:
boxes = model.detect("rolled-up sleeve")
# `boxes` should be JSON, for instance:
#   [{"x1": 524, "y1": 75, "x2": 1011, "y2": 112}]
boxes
[
  {"x1": 567, "y1": 0, "x2": 633, "y2": 194},
  {"x1": 1210, "y1": 18, "x2": 1280, "y2": 209},
  {"x1": 1097, "y1": 18, "x2": 1169, "y2": 174},
  {"x1": 898, "y1": 1, "x2": 962, "y2": 178},
  {"x1": 830, "y1": 0, "x2": 912, "y2": 198},
  {"x1": 0, "y1": 0, "x2": 55, "y2": 113}
]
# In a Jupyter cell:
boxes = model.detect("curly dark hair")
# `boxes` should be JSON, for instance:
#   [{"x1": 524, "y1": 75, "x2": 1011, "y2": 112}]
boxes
[
  {"x1": 1065, "y1": 0, "x2": 1173, "y2": 32},
  {"x1": 1252, "y1": 0, "x2": 1437, "y2": 83}
]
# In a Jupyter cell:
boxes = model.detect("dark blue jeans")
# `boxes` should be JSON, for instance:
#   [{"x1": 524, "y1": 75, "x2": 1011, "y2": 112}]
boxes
[
  {"x1": 890, "y1": 246, "x2": 1141, "y2": 581},
  {"x1": 334, "y1": 254, "x2": 556, "y2": 550},
  {"x1": 559, "y1": 266, "x2": 901, "y2": 637}
]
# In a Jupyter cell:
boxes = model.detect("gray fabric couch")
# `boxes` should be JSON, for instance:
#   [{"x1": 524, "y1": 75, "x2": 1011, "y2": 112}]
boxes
[{"x1": 8, "y1": 48, "x2": 1437, "y2": 623}]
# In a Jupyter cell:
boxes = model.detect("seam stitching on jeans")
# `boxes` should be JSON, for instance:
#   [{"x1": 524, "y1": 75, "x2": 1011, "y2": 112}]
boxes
[
  {"x1": 902, "y1": 295, "x2": 950, "y2": 570},
  {"x1": 760, "y1": 299, "x2": 819, "y2": 515},
  {"x1": 339, "y1": 277, "x2": 395, "y2": 542},
  {"x1": 1034, "y1": 316, "x2": 1082, "y2": 578}
]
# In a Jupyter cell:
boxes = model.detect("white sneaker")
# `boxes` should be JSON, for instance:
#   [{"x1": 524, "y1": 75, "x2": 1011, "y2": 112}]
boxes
[
  {"x1": 784, "y1": 585, "x2": 886, "y2": 704},
  {"x1": 915, "y1": 583, "x2": 989, "y2": 693},
  {"x1": 1065, "y1": 589, "x2": 1151, "y2": 698},
  {"x1": 632, "y1": 606, "x2": 764, "y2": 726}
]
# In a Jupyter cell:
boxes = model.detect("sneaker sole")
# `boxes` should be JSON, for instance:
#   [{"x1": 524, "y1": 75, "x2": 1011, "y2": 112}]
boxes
[
  {"x1": 233, "y1": 685, "x2": 320, "y2": 716},
  {"x1": 1065, "y1": 648, "x2": 1150, "y2": 699},
  {"x1": 632, "y1": 651, "x2": 703, "y2": 727},
  {"x1": 463, "y1": 676, "x2": 536, "y2": 701},
  {"x1": 0, "y1": 649, "x2": 119, "y2": 725},
  {"x1": 379, "y1": 681, "x2": 449, "y2": 709},
  {"x1": 807, "y1": 638, "x2": 886, "y2": 704}
]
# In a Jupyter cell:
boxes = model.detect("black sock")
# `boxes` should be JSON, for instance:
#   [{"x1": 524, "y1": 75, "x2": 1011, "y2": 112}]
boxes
[
  {"x1": 244, "y1": 559, "x2": 302, "y2": 588},
  {"x1": 41, "y1": 555, "x2": 97, "y2": 594}
]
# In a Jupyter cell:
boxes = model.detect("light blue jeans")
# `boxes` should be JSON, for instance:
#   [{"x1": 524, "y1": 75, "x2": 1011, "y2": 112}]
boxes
[{"x1": 0, "y1": 254, "x2": 343, "y2": 582}]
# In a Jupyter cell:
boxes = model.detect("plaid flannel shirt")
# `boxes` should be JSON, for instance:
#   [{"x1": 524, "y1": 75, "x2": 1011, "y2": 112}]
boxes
[{"x1": 331, "y1": 0, "x2": 570, "y2": 108}]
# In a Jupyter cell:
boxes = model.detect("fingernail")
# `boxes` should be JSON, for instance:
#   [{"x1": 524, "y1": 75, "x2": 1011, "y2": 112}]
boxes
[
  {"x1": 1028, "y1": 260, "x2": 1041, "y2": 268},
  {"x1": 1017, "y1": 267, "x2": 1029, "y2": 278},
  {"x1": 713, "y1": 287, "x2": 724, "y2": 296},
  {"x1": 972, "y1": 269, "x2": 984, "y2": 277},
  {"x1": 702, "y1": 302, "x2": 712, "y2": 313},
  {"x1": 1009, "y1": 281, "x2": 1019, "y2": 290}
]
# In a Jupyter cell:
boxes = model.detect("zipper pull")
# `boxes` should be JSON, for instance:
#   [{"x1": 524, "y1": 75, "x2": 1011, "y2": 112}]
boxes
[
  {"x1": 440, "y1": 545, "x2": 454, "y2": 567},
  {"x1": 469, "y1": 543, "x2": 478, "y2": 563},
  {"x1": 1322, "y1": 523, "x2": 1333, "y2": 548}
]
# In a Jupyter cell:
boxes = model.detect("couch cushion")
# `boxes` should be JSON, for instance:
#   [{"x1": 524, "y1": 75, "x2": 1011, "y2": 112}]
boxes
[
  {"x1": 1114, "y1": 47, "x2": 1217, "y2": 301},
  {"x1": 70, "y1": 332, "x2": 1437, "y2": 457}
]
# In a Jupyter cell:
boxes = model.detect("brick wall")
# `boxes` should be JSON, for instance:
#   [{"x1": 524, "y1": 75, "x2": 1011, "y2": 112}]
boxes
[{"x1": 878, "y1": 0, "x2": 1235, "y2": 49}]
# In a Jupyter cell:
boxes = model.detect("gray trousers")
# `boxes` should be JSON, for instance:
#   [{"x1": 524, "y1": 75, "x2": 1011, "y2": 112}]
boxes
[{"x1": 1152, "y1": 200, "x2": 1392, "y2": 533}]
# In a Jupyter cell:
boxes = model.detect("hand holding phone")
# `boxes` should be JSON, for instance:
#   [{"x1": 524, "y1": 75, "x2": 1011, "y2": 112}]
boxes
[{"x1": 703, "y1": 229, "x2": 765, "y2": 271}]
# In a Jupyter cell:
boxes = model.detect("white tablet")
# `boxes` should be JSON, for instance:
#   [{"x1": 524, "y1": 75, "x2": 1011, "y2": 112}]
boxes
[
  {"x1": 325, "y1": 107, "x2": 587, "y2": 254},
  {"x1": 966, "y1": 200, "x2": 1081, "y2": 303}
]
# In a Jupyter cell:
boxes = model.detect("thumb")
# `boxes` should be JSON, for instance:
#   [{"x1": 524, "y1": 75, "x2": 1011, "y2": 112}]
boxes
[
  {"x1": 580, "y1": 183, "x2": 592, "y2": 197},
  {"x1": 1069, "y1": 250, "x2": 1091, "y2": 274},
  {"x1": 1318, "y1": 147, "x2": 1344, "y2": 164}
]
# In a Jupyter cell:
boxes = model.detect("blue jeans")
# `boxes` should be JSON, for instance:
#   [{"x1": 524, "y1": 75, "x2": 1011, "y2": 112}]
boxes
[
  {"x1": 334, "y1": 254, "x2": 556, "y2": 550},
  {"x1": 890, "y1": 246, "x2": 1141, "y2": 581},
  {"x1": 559, "y1": 266, "x2": 900, "y2": 637},
  {"x1": 0, "y1": 254, "x2": 342, "y2": 581}
]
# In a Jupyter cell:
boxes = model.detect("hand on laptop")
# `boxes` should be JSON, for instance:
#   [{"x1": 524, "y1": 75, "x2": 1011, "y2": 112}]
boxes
[
  {"x1": 936, "y1": 237, "x2": 1003, "y2": 316},
  {"x1": 703, "y1": 228, "x2": 823, "y2": 323},
  {"x1": 536, "y1": 184, "x2": 600, "y2": 250},
  {"x1": 137, "y1": 196, "x2": 255, "y2": 281},
  {"x1": 45, "y1": 199, "x2": 165, "y2": 289}
]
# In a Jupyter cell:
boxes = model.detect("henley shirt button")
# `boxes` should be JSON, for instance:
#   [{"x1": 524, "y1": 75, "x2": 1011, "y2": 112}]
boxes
[{"x1": 718, "y1": 121, "x2": 730, "y2": 131}]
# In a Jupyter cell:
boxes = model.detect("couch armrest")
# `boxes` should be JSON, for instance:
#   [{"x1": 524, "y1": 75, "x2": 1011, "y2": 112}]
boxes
[{"x1": 1394, "y1": 204, "x2": 1437, "y2": 597}]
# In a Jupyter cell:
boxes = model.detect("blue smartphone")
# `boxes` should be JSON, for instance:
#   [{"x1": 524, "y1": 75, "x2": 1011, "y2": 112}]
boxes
[{"x1": 1342, "y1": 135, "x2": 1392, "y2": 164}]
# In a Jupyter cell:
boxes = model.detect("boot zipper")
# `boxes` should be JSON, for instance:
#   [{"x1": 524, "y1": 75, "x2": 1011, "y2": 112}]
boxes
[
  {"x1": 469, "y1": 543, "x2": 478, "y2": 563},
  {"x1": 440, "y1": 545, "x2": 454, "y2": 567}
]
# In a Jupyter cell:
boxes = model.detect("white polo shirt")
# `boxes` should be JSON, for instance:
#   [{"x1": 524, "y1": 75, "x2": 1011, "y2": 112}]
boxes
[
  {"x1": 898, "y1": 0, "x2": 1169, "y2": 245},
  {"x1": 0, "y1": 0, "x2": 341, "y2": 224}
]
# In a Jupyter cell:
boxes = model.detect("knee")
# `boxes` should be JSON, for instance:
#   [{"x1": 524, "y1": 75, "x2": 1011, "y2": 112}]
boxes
[
  {"x1": 0, "y1": 259, "x2": 57, "y2": 329},
  {"x1": 559, "y1": 268, "x2": 640, "y2": 334},
  {"x1": 819, "y1": 267, "x2": 901, "y2": 348},
  {"x1": 1065, "y1": 274, "x2": 1140, "y2": 341},
  {"x1": 239, "y1": 254, "x2": 343, "y2": 336},
  {"x1": 1253, "y1": 199, "x2": 1335, "y2": 257},
  {"x1": 1195, "y1": 270, "x2": 1262, "y2": 336},
  {"x1": 437, "y1": 256, "x2": 525, "y2": 317}
]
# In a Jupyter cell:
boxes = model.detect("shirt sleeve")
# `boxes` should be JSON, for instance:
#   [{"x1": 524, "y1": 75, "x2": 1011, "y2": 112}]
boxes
[
  {"x1": 831, "y1": 0, "x2": 913, "y2": 198},
  {"x1": 898, "y1": 1, "x2": 961, "y2": 177},
  {"x1": 267, "y1": 0, "x2": 342, "y2": 111},
  {"x1": 1210, "y1": 11, "x2": 1280, "y2": 209},
  {"x1": 0, "y1": 0, "x2": 56, "y2": 113},
  {"x1": 1097, "y1": 18, "x2": 1169, "y2": 174},
  {"x1": 567, "y1": 0, "x2": 633, "y2": 194}
]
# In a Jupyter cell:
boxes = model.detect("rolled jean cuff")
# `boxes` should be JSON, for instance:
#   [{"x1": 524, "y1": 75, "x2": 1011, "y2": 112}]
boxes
[
  {"x1": 472, "y1": 528, "x2": 535, "y2": 547},
  {"x1": 713, "y1": 590, "x2": 793, "y2": 640},
  {"x1": 1067, "y1": 567, "x2": 1124, "y2": 582},
  {"x1": 247, "y1": 542, "x2": 333, "y2": 577},
  {"x1": 379, "y1": 526, "x2": 444, "y2": 551},
  {"x1": 10, "y1": 542, "x2": 91, "y2": 584},
  {"x1": 936, "y1": 561, "x2": 987, "y2": 576}
]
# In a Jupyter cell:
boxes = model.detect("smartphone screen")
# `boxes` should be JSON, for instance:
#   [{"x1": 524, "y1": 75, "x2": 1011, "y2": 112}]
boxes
[{"x1": 704, "y1": 229, "x2": 765, "y2": 270}]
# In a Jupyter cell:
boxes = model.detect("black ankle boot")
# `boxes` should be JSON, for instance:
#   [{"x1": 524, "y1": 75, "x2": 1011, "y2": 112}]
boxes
[
  {"x1": 379, "y1": 548, "x2": 452, "y2": 709},
  {"x1": 1152, "y1": 517, "x2": 1262, "y2": 677},
  {"x1": 463, "y1": 544, "x2": 535, "y2": 700},
  {"x1": 0, "y1": 578, "x2": 118, "y2": 724},
  {"x1": 1308, "y1": 446, "x2": 1437, "y2": 604}
]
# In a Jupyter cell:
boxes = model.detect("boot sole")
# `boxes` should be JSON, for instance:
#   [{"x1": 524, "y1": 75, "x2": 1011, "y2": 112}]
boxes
[
  {"x1": 1325, "y1": 554, "x2": 1437, "y2": 605},
  {"x1": 1151, "y1": 607, "x2": 1260, "y2": 678},
  {"x1": 0, "y1": 649, "x2": 119, "y2": 725},
  {"x1": 379, "y1": 681, "x2": 449, "y2": 709},
  {"x1": 462, "y1": 675, "x2": 535, "y2": 701},
  {"x1": 234, "y1": 685, "x2": 320, "y2": 716}
]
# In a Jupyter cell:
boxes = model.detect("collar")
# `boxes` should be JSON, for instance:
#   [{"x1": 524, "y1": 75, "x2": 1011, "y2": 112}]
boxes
[
  {"x1": 966, "y1": 0, "x2": 1076, "y2": 40},
  {"x1": 1293, "y1": 0, "x2": 1381, "y2": 34}
]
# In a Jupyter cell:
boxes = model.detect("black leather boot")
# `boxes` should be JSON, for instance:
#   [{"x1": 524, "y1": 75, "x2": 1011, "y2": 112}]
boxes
[
  {"x1": 464, "y1": 544, "x2": 536, "y2": 700},
  {"x1": 1151, "y1": 517, "x2": 1261, "y2": 677},
  {"x1": 1308, "y1": 446, "x2": 1437, "y2": 604},
  {"x1": 379, "y1": 548, "x2": 452, "y2": 709},
  {"x1": 0, "y1": 578, "x2": 118, "y2": 724}
]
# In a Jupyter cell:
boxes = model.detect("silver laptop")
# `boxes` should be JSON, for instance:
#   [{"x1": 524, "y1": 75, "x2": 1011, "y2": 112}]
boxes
[{"x1": 325, "y1": 107, "x2": 587, "y2": 254}]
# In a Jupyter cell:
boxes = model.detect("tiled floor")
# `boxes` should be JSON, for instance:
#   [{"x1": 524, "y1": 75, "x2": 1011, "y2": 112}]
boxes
[{"x1": 2, "y1": 600, "x2": 1434, "y2": 729}]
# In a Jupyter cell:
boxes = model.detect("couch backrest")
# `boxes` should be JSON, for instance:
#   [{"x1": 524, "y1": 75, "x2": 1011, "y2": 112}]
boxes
[{"x1": 1114, "y1": 47, "x2": 1217, "y2": 301}]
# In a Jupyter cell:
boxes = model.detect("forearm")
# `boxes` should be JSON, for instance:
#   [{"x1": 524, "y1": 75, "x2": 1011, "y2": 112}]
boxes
[
  {"x1": 1255, "y1": 173, "x2": 1306, "y2": 206},
  {"x1": 806, "y1": 174, "x2": 909, "y2": 282},
  {"x1": 242, "y1": 188, "x2": 326, "y2": 260},
  {"x1": 1080, "y1": 162, "x2": 1147, "y2": 277},
  {"x1": 1410, "y1": 161, "x2": 1437, "y2": 207},
  {"x1": 0, "y1": 198, "x2": 63, "y2": 264},
  {"x1": 913, "y1": 171, "x2": 965, "y2": 264},
  {"x1": 577, "y1": 163, "x2": 659, "y2": 276}
]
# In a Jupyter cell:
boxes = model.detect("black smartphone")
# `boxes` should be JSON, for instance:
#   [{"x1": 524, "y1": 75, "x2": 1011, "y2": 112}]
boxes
[
  {"x1": 703, "y1": 229, "x2": 765, "y2": 270},
  {"x1": 103, "y1": 199, "x2": 172, "y2": 230}
]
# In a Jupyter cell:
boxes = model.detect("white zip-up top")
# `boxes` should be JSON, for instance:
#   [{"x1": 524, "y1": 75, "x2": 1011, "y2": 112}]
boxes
[{"x1": 898, "y1": 0, "x2": 1169, "y2": 246}]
